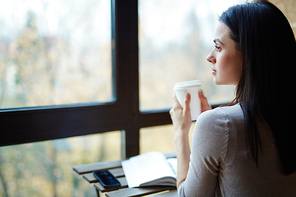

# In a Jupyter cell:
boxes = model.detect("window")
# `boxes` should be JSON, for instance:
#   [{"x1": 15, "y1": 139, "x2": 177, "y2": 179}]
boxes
[
  {"x1": 0, "y1": 0, "x2": 112, "y2": 108},
  {"x1": 140, "y1": 123, "x2": 196, "y2": 154},
  {"x1": 0, "y1": 132, "x2": 121, "y2": 196}
]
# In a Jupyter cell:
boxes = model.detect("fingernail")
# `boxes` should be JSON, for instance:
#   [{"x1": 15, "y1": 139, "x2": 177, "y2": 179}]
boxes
[{"x1": 199, "y1": 90, "x2": 204, "y2": 96}]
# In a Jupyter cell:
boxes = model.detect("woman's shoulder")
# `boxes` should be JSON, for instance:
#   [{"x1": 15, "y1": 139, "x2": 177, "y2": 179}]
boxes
[
  {"x1": 194, "y1": 104, "x2": 244, "y2": 143},
  {"x1": 192, "y1": 104, "x2": 244, "y2": 159},
  {"x1": 197, "y1": 103, "x2": 244, "y2": 125}
]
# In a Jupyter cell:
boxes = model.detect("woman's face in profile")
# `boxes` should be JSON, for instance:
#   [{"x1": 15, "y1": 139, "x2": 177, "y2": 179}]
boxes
[{"x1": 206, "y1": 22, "x2": 242, "y2": 86}]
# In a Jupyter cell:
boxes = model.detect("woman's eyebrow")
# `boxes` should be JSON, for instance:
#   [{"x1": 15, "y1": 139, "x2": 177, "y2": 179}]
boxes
[{"x1": 213, "y1": 39, "x2": 224, "y2": 45}]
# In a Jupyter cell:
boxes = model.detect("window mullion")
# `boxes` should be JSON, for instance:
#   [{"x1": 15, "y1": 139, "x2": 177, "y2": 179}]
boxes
[{"x1": 113, "y1": 0, "x2": 140, "y2": 158}]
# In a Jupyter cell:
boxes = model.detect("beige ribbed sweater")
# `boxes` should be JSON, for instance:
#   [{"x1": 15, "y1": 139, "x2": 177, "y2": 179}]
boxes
[{"x1": 178, "y1": 104, "x2": 296, "y2": 196}]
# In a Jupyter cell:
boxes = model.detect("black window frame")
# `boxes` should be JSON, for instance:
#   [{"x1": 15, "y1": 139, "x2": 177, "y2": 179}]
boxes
[{"x1": 0, "y1": 0, "x2": 172, "y2": 159}]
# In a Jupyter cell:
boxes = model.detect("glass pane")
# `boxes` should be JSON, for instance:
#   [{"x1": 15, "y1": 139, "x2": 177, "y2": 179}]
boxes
[
  {"x1": 0, "y1": 131, "x2": 121, "y2": 197},
  {"x1": 140, "y1": 125, "x2": 175, "y2": 154},
  {"x1": 140, "y1": 123, "x2": 196, "y2": 154},
  {"x1": 0, "y1": 0, "x2": 111, "y2": 108},
  {"x1": 139, "y1": 0, "x2": 244, "y2": 111}
]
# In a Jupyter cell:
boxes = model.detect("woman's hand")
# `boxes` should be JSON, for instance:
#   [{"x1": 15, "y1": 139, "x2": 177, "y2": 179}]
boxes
[
  {"x1": 199, "y1": 90, "x2": 212, "y2": 112},
  {"x1": 169, "y1": 92, "x2": 192, "y2": 136},
  {"x1": 169, "y1": 89, "x2": 211, "y2": 135},
  {"x1": 170, "y1": 92, "x2": 192, "y2": 187}
]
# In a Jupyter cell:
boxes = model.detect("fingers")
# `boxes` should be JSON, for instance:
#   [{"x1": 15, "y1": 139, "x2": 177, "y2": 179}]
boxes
[
  {"x1": 170, "y1": 93, "x2": 181, "y2": 117},
  {"x1": 170, "y1": 92, "x2": 192, "y2": 133},
  {"x1": 183, "y1": 93, "x2": 191, "y2": 115},
  {"x1": 199, "y1": 90, "x2": 212, "y2": 112},
  {"x1": 170, "y1": 92, "x2": 190, "y2": 117},
  {"x1": 172, "y1": 92, "x2": 179, "y2": 105}
]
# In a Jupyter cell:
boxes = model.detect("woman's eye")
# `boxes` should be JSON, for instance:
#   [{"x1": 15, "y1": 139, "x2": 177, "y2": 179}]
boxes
[{"x1": 215, "y1": 45, "x2": 221, "y2": 51}]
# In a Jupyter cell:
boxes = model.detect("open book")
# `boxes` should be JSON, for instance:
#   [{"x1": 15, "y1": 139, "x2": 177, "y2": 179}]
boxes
[{"x1": 121, "y1": 151, "x2": 177, "y2": 188}]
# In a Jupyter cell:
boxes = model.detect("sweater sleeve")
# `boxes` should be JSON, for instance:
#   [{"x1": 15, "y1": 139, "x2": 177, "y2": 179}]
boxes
[{"x1": 178, "y1": 108, "x2": 230, "y2": 196}]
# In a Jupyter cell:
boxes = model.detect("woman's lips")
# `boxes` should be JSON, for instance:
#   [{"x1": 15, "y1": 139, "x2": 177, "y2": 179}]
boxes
[{"x1": 212, "y1": 69, "x2": 217, "y2": 75}]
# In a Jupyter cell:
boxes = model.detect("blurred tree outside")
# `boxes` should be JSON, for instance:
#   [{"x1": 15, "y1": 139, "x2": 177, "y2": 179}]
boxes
[
  {"x1": 0, "y1": 131, "x2": 121, "y2": 197},
  {"x1": 0, "y1": 0, "x2": 112, "y2": 108}
]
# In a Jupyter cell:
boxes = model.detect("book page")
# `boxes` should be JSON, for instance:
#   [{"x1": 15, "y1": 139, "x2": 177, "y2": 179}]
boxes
[
  {"x1": 122, "y1": 152, "x2": 176, "y2": 188},
  {"x1": 167, "y1": 158, "x2": 177, "y2": 177}
]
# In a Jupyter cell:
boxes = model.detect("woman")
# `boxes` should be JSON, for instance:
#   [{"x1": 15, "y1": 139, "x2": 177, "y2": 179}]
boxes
[{"x1": 170, "y1": 0, "x2": 296, "y2": 196}]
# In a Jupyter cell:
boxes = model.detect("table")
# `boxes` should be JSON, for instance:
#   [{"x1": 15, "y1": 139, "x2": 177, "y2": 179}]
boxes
[{"x1": 73, "y1": 151, "x2": 178, "y2": 197}]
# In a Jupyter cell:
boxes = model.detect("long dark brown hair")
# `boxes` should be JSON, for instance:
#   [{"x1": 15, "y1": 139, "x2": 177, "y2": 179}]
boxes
[{"x1": 220, "y1": 0, "x2": 296, "y2": 175}]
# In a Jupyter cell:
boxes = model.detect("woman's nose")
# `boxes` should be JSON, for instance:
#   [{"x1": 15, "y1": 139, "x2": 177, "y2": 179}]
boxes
[{"x1": 206, "y1": 51, "x2": 216, "y2": 64}]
